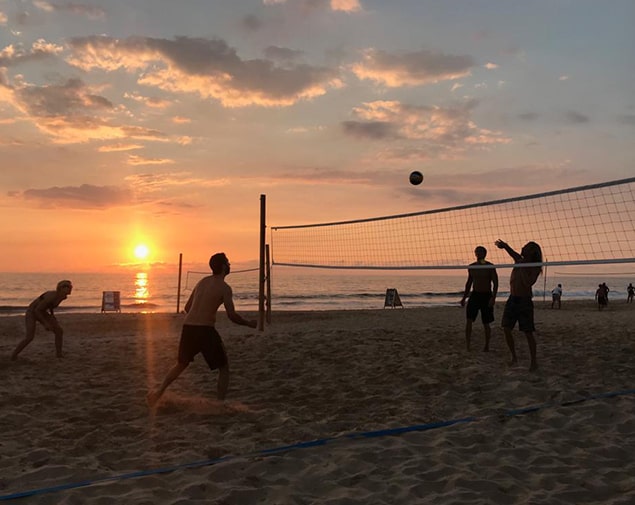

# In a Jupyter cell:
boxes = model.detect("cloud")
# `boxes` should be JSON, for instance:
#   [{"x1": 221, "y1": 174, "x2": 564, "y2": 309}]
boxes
[
  {"x1": 617, "y1": 114, "x2": 635, "y2": 126},
  {"x1": 67, "y1": 36, "x2": 343, "y2": 107},
  {"x1": 263, "y1": 0, "x2": 361, "y2": 11},
  {"x1": 33, "y1": 1, "x2": 106, "y2": 20},
  {"x1": 0, "y1": 39, "x2": 63, "y2": 67},
  {"x1": 97, "y1": 143, "x2": 143, "y2": 152},
  {"x1": 264, "y1": 45, "x2": 304, "y2": 63},
  {"x1": 563, "y1": 110, "x2": 589, "y2": 124},
  {"x1": 518, "y1": 112, "x2": 540, "y2": 121},
  {"x1": 342, "y1": 99, "x2": 509, "y2": 160},
  {"x1": 341, "y1": 120, "x2": 395, "y2": 139},
  {"x1": 330, "y1": 0, "x2": 361, "y2": 12},
  {"x1": 127, "y1": 154, "x2": 175, "y2": 166},
  {"x1": 124, "y1": 92, "x2": 172, "y2": 109},
  {"x1": 0, "y1": 76, "x2": 172, "y2": 143},
  {"x1": 14, "y1": 184, "x2": 134, "y2": 209},
  {"x1": 351, "y1": 48, "x2": 473, "y2": 87},
  {"x1": 8, "y1": 172, "x2": 233, "y2": 211},
  {"x1": 241, "y1": 13, "x2": 263, "y2": 31},
  {"x1": 16, "y1": 77, "x2": 113, "y2": 116}
]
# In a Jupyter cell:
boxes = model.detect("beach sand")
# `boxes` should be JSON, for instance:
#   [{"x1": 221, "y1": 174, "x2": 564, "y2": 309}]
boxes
[{"x1": 1, "y1": 300, "x2": 634, "y2": 504}]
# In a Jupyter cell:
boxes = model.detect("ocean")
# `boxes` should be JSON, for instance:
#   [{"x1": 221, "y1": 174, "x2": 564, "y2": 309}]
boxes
[{"x1": 1, "y1": 267, "x2": 633, "y2": 316}]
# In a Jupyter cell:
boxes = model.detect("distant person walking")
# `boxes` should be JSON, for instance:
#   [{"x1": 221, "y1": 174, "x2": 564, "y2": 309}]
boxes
[
  {"x1": 460, "y1": 246, "x2": 498, "y2": 352},
  {"x1": 495, "y1": 239, "x2": 543, "y2": 371},
  {"x1": 147, "y1": 253, "x2": 257, "y2": 407},
  {"x1": 627, "y1": 283, "x2": 634, "y2": 303},
  {"x1": 551, "y1": 284, "x2": 563, "y2": 309},
  {"x1": 11, "y1": 280, "x2": 73, "y2": 360},
  {"x1": 595, "y1": 283, "x2": 609, "y2": 310}
]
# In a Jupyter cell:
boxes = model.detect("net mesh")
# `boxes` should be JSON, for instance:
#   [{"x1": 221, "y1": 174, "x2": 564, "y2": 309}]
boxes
[{"x1": 271, "y1": 178, "x2": 635, "y2": 270}]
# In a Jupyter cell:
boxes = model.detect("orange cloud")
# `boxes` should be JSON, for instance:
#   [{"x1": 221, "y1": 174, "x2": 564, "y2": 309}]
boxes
[
  {"x1": 342, "y1": 99, "x2": 509, "y2": 160},
  {"x1": 351, "y1": 48, "x2": 473, "y2": 87},
  {"x1": 67, "y1": 36, "x2": 343, "y2": 107},
  {"x1": 127, "y1": 154, "x2": 175, "y2": 166}
]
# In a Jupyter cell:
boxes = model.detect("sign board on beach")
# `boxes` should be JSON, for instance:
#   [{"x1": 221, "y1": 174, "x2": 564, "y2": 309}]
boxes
[
  {"x1": 384, "y1": 288, "x2": 403, "y2": 308},
  {"x1": 101, "y1": 291, "x2": 121, "y2": 312}
]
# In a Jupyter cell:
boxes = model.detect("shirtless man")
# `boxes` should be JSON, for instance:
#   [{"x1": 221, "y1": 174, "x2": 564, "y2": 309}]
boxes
[
  {"x1": 460, "y1": 246, "x2": 498, "y2": 352},
  {"x1": 495, "y1": 239, "x2": 542, "y2": 371},
  {"x1": 147, "y1": 253, "x2": 257, "y2": 407},
  {"x1": 11, "y1": 280, "x2": 73, "y2": 360}
]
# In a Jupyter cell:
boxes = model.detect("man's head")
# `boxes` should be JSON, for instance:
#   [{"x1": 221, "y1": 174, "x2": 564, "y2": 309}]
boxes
[
  {"x1": 209, "y1": 253, "x2": 230, "y2": 275},
  {"x1": 57, "y1": 280, "x2": 73, "y2": 293},
  {"x1": 474, "y1": 246, "x2": 487, "y2": 262},
  {"x1": 521, "y1": 241, "x2": 542, "y2": 262}
]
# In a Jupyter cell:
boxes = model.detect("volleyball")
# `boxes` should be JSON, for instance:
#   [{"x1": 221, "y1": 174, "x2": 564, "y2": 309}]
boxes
[{"x1": 409, "y1": 171, "x2": 424, "y2": 185}]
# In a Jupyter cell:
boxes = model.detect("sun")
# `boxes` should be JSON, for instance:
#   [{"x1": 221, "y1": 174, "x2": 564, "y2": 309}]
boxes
[{"x1": 134, "y1": 244, "x2": 150, "y2": 260}]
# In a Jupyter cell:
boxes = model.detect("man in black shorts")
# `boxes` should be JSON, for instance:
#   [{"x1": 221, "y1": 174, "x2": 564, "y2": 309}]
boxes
[
  {"x1": 147, "y1": 253, "x2": 257, "y2": 407},
  {"x1": 460, "y1": 246, "x2": 498, "y2": 351}
]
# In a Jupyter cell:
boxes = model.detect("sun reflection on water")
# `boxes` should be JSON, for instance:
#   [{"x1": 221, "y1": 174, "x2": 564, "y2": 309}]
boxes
[{"x1": 135, "y1": 272, "x2": 150, "y2": 304}]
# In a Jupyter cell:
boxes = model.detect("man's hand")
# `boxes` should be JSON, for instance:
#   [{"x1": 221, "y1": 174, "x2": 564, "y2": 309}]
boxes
[{"x1": 495, "y1": 239, "x2": 507, "y2": 249}]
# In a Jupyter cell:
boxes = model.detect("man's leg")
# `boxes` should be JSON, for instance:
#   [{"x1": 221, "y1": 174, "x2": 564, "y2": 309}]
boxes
[
  {"x1": 483, "y1": 323, "x2": 491, "y2": 352},
  {"x1": 217, "y1": 364, "x2": 229, "y2": 400},
  {"x1": 503, "y1": 327, "x2": 517, "y2": 365},
  {"x1": 525, "y1": 331, "x2": 537, "y2": 371},
  {"x1": 53, "y1": 324, "x2": 63, "y2": 358},
  {"x1": 11, "y1": 316, "x2": 36, "y2": 360},
  {"x1": 465, "y1": 320, "x2": 473, "y2": 351},
  {"x1": 147, "y1": 361, "x2": 188, "y2": 406}
]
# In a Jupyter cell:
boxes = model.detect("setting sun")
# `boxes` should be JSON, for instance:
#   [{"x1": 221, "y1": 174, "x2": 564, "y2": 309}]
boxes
[{"x1": 134, "y1": 244, "x2": 150, "y2": 260}]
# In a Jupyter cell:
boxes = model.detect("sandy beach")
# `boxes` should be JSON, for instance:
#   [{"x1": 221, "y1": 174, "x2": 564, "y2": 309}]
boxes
[{"x1": 1, "y1": 300, "x2": 634, "y2": 504}]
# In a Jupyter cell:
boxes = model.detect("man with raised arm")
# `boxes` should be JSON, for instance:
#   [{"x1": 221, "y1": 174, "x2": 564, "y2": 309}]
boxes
[
  {"x1": 460, "y1": 246, "x2": 498, "y2": 352},
  {"x1": 147, "y1": 253, "x2": 257, "y2": 407},
  {"x1": 495, "y1": 239, "x2": 543, "y2": 371}
]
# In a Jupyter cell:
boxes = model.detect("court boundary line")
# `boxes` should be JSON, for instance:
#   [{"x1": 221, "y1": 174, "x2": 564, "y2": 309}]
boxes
[{"x1": 1, "y1": 388, "x2": 634, "y2": 501}]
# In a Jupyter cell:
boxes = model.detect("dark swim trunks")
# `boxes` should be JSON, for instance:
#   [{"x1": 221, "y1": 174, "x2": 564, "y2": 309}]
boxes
[
  {"x1": 178, "y1": 325, "x2": 228, "y2": 370},
  {"x1": 466, "y1": 291, "x2": 495, "y2": 324},
  {"x1": 501, "y1": 296, "x2": 535, "y2": 332}
]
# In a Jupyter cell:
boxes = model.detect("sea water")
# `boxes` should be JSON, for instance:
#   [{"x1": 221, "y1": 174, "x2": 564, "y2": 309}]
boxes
[{"x1": 0, "y1": 268, "x2": 633, "y2": 315}]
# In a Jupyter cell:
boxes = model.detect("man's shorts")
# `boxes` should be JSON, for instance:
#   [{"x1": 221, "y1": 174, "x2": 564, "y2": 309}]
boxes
[
  {"x1": 466, "y1": 292, "x2": 495, "y2": 324},
  {"x1": 178, "y1": 325, "x2": 228, "y2": 370},
  {"x1": 501, "y1": 296, "x2": 535, "y2": 332}
]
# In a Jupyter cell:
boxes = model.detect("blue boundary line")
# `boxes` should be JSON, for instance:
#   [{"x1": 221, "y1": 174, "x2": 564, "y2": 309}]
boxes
[{"x1": 2, "y1": 388, "x2": 634, "y2": 501}]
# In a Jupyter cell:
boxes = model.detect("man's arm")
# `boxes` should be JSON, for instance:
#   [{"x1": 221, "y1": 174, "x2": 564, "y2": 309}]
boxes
[
  {"x1": 460, "y1": 272, "x2": 473, "y2": 306},
  {"x1": 491, "y1": 269, "x2": 499, "y2": 299},
  {"x1": 495, "y1": 239, "x2": 522, "y2": 262},
  {"x1": 32, "y1": 294, "x2": 57, "y2": 329},
  {"x1": 223, "y1": 286, "x2": 257, "y2": 328},
  {"x1": 183, "y1": 289, "x2": 195, "y2": 313}
]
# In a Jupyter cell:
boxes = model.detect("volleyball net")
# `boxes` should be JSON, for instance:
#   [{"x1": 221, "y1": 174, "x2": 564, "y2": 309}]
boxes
[{"x1": 270, "y1": 177, "x2": 635, "y2": 270}]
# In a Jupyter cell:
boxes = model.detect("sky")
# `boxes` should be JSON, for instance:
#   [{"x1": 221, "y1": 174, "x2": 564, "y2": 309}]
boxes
[{"x1": 1, "y1": 0, "x2": 633, "y2": 273}]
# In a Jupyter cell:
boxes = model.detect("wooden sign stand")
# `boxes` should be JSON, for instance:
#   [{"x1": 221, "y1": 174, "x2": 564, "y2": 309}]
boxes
[
  {"x1": 384, "y1": 288, "x2": 404, "y2": 308},
  {"x1": 101, "y1": 291, "x2": 121, "y2": 312}
]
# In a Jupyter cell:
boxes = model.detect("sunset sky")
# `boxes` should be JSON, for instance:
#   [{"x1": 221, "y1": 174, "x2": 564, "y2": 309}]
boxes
[{"x1": 1, "y1": 0, "x2": 633, "y2": 273}]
